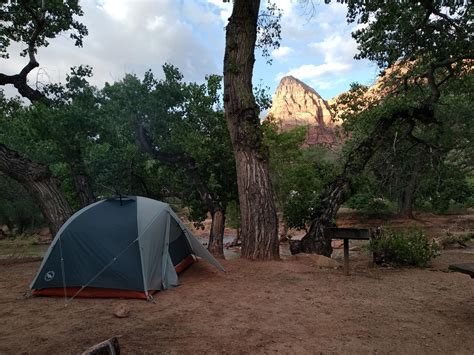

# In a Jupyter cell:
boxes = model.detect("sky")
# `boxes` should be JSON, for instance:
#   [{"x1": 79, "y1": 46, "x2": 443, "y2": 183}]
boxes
[{"x1": 2, "y1": 0, "x2": 381, "y2": 101}]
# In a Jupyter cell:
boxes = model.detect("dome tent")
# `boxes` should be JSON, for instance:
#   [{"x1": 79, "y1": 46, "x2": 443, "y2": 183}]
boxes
[{"x1": 30, "y1": 196, "x2": 224, "y2": 300}]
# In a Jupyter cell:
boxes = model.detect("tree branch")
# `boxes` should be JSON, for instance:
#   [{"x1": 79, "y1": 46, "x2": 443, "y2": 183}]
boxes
[
  {"x1": 0, "y1": 0, "x2": 47, "y2": 103},
  {"x1": 136, "y1": 123, "x2": 220, "y2": 213}
]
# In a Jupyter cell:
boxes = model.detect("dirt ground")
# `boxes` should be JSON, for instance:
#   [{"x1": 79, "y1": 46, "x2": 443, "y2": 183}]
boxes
[{"x1": 0, "y1": 212, "x2": 473, "y2": 354}]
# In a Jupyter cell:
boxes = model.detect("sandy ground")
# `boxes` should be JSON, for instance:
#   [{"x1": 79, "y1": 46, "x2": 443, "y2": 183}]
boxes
[
  {"x1": 0, "y1": 240, "x2": 473, "y2": 354},
  {"x1": 0, "y1": 211, "x2": 473, "y2": 354}
]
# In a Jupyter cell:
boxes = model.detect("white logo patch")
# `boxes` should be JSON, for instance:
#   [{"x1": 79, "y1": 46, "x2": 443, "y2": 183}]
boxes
[{"x1": 44, "y1": 271, "x2": 55, "y2": 282}]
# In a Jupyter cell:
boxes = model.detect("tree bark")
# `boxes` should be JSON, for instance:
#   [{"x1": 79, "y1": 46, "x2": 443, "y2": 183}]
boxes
[
  {"x1": 69, "y1": 158, "x2": 95, "y2": 208},
  {"x1": 208, "y1": 209, "x2": 225, "y2": 258},
  {"x1": 0, "y1": 144, "x2": 72, "y2": 235},
  {"x1": 398, "y1": 168, "x2": 419, "y2": 219},
  {"x1": 223, "y1": 0, "x2": 279, "y2": 260}
]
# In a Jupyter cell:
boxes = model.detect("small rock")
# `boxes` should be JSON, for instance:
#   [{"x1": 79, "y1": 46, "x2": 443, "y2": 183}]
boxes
[{"x1": 113, "y1": 304, "x2": 130, "y2": 318}]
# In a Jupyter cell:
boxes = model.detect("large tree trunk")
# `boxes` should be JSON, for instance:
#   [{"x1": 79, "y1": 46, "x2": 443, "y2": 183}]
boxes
[
  {"x1": 223, "y1": 0, "x2": 279, "y2": 260},
  {"x1": 0, "y1": 144, "x2": 72, "y2": 235},
  {"x1": 208, "y1": 209, "x2": 225, "y2": 258},
  {"x1": 70, "y1": 158, "x2": 95, "y2": 208}
]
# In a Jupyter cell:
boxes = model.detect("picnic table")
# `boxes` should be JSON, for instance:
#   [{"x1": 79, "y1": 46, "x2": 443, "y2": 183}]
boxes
[
  {"x1": 448, "y1": 263, "x2": 474, "y2": 278},
  {"x1": 325, "y1": 227, "x2": 372, "y2": 276}
]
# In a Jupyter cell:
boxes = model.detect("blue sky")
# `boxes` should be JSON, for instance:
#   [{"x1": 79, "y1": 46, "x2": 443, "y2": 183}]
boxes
[{"x1": 3, "y1": 0, "x2": 381, "y2": 100}]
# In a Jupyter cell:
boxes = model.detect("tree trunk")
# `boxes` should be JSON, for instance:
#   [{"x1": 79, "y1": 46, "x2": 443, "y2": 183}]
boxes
[
  {"x1": 295, "y1": 179, "x2": 349, "y2": 257},
  {"x1": 70, "y1": 159, "x2": 95, "y2": 208},
  {"x1": 0, "y1": 144, "x2": 72, "y2": 235},
  {"x1": 398, "y1": 169, "x2": 419, "y2": 219},
  {"x1": 223, "y1": 0, "x2": 279, "y2": 260},
  {"x1": 295, "y1": 105, "x2": 434, "y2": 256},
  {"x1": 208, "y1": 209, "x2": 225, "y2": 258}
]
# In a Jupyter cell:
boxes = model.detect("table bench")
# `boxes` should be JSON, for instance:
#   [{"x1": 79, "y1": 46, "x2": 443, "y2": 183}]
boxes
[
  {"x1": 448, "y1": 263, "x2": 474, "y2": 278},
  {"x1": 325, "y1": 227, "x2": 372, "y2": 276}
]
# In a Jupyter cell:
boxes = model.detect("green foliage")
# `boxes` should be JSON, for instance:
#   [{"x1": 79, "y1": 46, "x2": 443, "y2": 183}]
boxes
[
  {"x1": 0, "y1": 0, "x2": 87, "y2": 59},
  {"x1": 0, "y1": 66, "x2": 107, "y2": 207},
  {"x1": 262, "y1": 121, "x2": 337, "y2": 229},
  {"x1": 256, "y1": 0, "x2": 283, "y2": 63},
  {"x1": 346, "y1": 173, "x2": 394, "y2": 216},
  {"x1": 347, "y1": 1, "x2": 472, "y2": 68},
  {"x1": 102, "y1": 65, "x2": 238, "y2": 223},
  {"x1": 416, "y1": 163, "x2": 473, "y2": 213},
  {"x1": 368, "y1": 228, "x2": 440, "y2": 267},
  {"x1": 0, "y1": 174, "x2": 43, "y2": 231},
  {"x1": 225, "y1": 200, "x2": 240, "y2": 230},
  {"x1": 338, "y1": 71, "x2": 474, "y2": 215}
]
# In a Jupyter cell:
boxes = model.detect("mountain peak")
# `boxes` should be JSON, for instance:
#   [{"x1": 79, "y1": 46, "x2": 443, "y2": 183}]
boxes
[
  {"x1": 277, "y1": 75, "x2": 322, "y2": 99},
  {"x1": 268, "y1": 75, "x2": 333, "y2": 128}
]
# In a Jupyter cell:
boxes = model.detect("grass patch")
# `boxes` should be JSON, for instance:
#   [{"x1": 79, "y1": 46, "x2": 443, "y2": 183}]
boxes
[{"x1": 0, "y1": 235, "x2": 49, "y2": 259}]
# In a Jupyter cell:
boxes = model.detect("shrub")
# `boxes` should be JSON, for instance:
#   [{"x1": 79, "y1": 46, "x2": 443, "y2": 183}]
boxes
[{"x1": 368, "y1": 228, "x2": 440, "y2": 267}]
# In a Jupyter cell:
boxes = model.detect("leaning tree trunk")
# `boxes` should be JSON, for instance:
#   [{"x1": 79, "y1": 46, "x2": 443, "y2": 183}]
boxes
[
  {"x1": 223, "y1": 0, "x2": 279, "y2": 260},
  {"x1": 0, "y1": 144, "x2": 73, "y2": 235},
  {"x1": 70, "y1": 158, "x2": 95, "y2": 208},
  {"x1": 296, "y1": 105, "x2": 434, "y2": 256},
  {"x1": 294, "y1": 179, "x2": 350, "y2": 257},
  {"x1": 208, "y1": 209, "x2": 226, "y2": 258}
]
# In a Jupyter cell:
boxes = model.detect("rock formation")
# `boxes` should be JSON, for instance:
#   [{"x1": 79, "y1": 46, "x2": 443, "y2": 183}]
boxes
[{"x1": 266, "y1": 76, "x2": 339, "y2": 145}]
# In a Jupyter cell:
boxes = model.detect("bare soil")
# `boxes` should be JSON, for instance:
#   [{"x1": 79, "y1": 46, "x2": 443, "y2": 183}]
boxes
[{"x1": 0, "y1": 212, "x2": 473, "y2": 354}]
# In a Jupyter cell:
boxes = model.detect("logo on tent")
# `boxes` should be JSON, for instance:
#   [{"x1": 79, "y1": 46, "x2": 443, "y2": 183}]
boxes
[{"x1": 44, "y1": 271, "x2": 55, "y2": 282}]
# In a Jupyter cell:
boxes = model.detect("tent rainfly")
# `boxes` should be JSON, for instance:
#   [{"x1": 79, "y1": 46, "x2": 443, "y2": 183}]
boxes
[{"x1": 30, "y1": 196, "x2": 224, "y2": 300}]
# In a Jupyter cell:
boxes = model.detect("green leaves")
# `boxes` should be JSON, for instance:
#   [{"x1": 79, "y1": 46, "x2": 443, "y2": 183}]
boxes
[
  {"x1": 347, "y1": 1, "x2": 473, "y2": 69},
  {"x1": 262, "y1": 121, "x2": 338, "y2": 229},
  {"x1": 0, "y1": 0, "x2": 87, "y2": 59},
  {"x1": 101, "y1": 65, "x2": 237, "y2": 220},
  {"x1": 369, "y1": 227, "x2": 440, "y2": 267}
]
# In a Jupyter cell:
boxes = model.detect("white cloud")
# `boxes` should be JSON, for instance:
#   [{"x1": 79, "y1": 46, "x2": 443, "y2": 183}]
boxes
[
  {"x1": 98, "y1": 0, "x2": 128, "y2": 22},
  {"x1": 146, "y1": 16, "x2": 166, "y2": 31},
  {"x1": 271, "y1": 46, "x2": 293, "y2": 60},
  {"x1": 2, "y1": 0, "x2": 224, "y2": 94},
  {"x1": 207, "y1": 0, "x2": 232, "y2": 24},
  {"x1": 308, "y1": 33, "x2": 358, "y2": 63},
  {"x1": 282, "y1": 62, "x2": 352, "y2": 81}
]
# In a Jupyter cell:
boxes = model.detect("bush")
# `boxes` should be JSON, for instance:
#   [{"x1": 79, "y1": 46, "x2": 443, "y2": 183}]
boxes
[{"x1": 368, "y1": 228, "x2": 440, "y2": 267}]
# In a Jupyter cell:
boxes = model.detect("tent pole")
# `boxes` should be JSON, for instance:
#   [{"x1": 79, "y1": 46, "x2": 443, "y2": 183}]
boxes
[{"x1": 58, "y1": 237, "x2": 67, "y2": 305}]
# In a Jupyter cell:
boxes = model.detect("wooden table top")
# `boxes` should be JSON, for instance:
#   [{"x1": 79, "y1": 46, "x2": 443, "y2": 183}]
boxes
[{"x1": 325, "y1": 227, "x2": 371, "y2": 240}]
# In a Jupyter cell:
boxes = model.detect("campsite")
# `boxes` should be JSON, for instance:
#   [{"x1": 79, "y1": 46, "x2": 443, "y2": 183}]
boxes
[
  {"x1": 1, "y1": 212, "x2": 473, "y2": 353},
  {"x1": 1, "y1": 0, "x2": 473, "y2": 354}
]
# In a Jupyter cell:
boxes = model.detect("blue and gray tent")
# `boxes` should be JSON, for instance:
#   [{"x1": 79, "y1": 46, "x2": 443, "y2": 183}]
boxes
[{"x1": 30, "y1": 196, "x2": 224, "y2": 300}]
